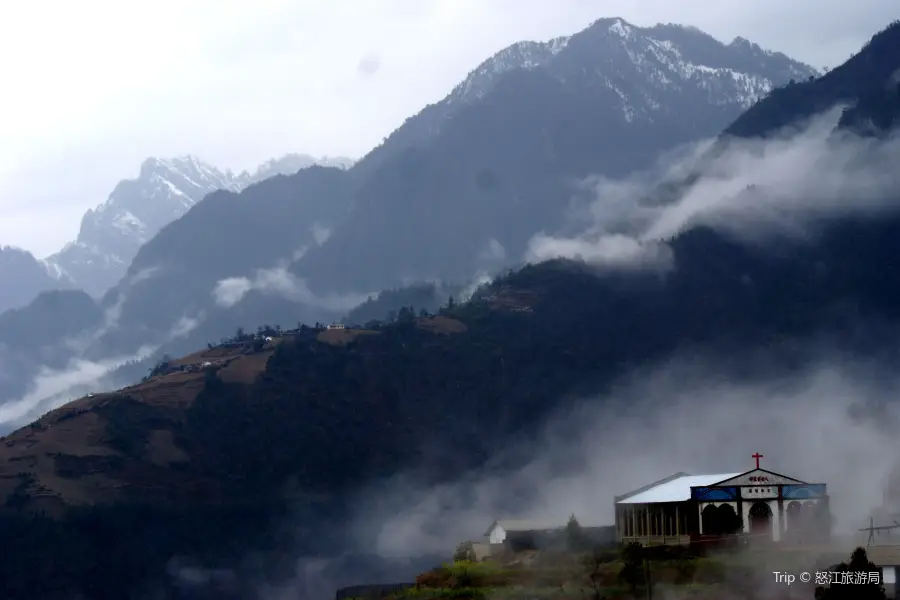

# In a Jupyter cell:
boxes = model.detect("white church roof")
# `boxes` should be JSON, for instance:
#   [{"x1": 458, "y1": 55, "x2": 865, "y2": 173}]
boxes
[{"x1": 616, "y1": 473, "x2": 743, "y2": 504}]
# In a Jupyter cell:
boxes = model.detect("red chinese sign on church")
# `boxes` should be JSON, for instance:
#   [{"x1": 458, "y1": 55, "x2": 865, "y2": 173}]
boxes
[{"x1": 749, "y1": 476, "x2": 769, "y2": 482}]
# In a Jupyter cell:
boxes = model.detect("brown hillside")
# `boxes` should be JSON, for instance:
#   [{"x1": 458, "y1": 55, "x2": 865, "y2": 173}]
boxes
[
  {"x1": 0, "y1": 339, "x2": 280, "y2": 513},
  {"x1": 0, "y1": 321, "x2": 471, "y2": 515},
  {"x1": 415, "y1": 315, "x2": 468, "y2": 334}
]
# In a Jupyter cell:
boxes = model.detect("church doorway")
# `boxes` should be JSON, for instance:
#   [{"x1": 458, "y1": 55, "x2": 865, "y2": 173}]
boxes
[{"x1": 749, "y1": 502, "x2": 773, "y2": 539}]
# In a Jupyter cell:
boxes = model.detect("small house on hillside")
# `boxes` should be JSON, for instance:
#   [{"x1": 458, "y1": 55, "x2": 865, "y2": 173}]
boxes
[
  {"x1": 486, "y1": 519, "x2": 561, "y2": 546},
  {"x1": 455, "y1": 540, "x2": 494, "y2": 562},
  {"x1": 327, "y1": 323, "x2": 346, "y2": 330},
  {"x1": 865, "y1": 546, "x2": 900, "y2": 598},
  {"x1": 485, "y1": 518, "x2": 615, "y2": 551}
]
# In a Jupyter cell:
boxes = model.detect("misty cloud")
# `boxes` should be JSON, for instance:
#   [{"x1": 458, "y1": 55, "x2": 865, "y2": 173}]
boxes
[
  {"x1": 526, "y1": 110, "x2": 900, "y2": 266},
  {"x1": 125, "y1": 266, "x2": 163, "y2": 286},
  {"x1": 446, "y1": 239, "x2": 512, "y2": 301},
  {"x1": 168, "y1": 313, "x2": 203, "y2": 339},
  {"x1": 527, "y1": 233, "x2": 675, "y2": 272},
  {"x1": 310, "y1": 223, "x2": 332, "y2": 246},
  {"x1": 0, "y1": 346, "x2": 156, "y2": 430},
  {"x1": 349, "y1": 346, "x2": 900, "y2": 559},
  {"x1": 477, "y1": 238, "x2": 507, "y2": 264},
  {"x1": 458, "y1": 272, "x2": 493, "y2": 303},
  {"x1": 213, "y1": 277, "x2": 253, "y2": 308},
  {"x1": 0, "y1": 302, "x2": 206, "y2": 433},
  {"x1": 212, "y1": 222, "x2": 355, "y2": 310},
  {"x1": 213, "y1": 266, "x2": 371, "y2": 312}
]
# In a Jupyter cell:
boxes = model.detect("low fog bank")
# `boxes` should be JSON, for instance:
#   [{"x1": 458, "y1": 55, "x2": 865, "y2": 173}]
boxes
[
  {"x1": 527, "y1": 109, "x2": 900, "y2": 269},
  {"x1": 350, "y1": 345, "x2": 900, "y2": 559},
  {"x1": 0, "y1": 345, "x2": 156, "y2": 434},
  {"x1": 0, "y1": 294, "x2": 204, "y2": 434}
]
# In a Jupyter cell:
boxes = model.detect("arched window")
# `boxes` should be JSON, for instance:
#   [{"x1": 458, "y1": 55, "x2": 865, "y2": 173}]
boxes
[
  {"x1": 717, "y1": 504, "x2": 741, "y2": 534},
  {"x1": 702, "y1": 504, "x2": 721, "y2": 535}
]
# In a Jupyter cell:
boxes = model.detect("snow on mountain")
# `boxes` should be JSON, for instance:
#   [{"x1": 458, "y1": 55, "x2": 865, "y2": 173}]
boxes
[
  {"x1": 396, "y1": 17, "x2": 817, "y2": 142},
  {"x1": 557, "y1": 18, "x2": 819, "y2": 117},
  {"x1": 446, "y1": 37, "x2": 571, "y2": 104},
  {"x1": 41, "y1": 153, "x2": 354, "y2": 297}
]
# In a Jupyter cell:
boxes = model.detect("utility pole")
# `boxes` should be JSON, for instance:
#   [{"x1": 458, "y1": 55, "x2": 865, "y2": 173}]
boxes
[{"x1": 858, "y1": 517, "x2": 900, "y2": 547}]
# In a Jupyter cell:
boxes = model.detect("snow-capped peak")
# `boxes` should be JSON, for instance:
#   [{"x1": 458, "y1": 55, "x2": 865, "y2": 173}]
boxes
[
  {"x1": 607, "y1": 17, "x2": 634, "y2": 39},
  {"x1": 438, "y1": 16, "x2": 817, "y2": 121},
  {"x1": 380, "y1": 16, "x2": 817, "y2": 175},
  {"x1": 42, "y1": 153, "x2": 355, "y2": 297},
  {"x1": 447, "y1": 35, "x2": 570, "y2": 104}
]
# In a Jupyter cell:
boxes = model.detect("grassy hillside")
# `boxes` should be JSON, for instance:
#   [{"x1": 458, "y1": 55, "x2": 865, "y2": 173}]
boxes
[{"x1": 355, "y1": 543, "x2": 883, "y2": 600}]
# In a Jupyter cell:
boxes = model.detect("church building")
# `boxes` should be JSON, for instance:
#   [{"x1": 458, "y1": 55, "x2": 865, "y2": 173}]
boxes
[{"x1": 613, "y1": 454, "x2": 830, "y2": 546}]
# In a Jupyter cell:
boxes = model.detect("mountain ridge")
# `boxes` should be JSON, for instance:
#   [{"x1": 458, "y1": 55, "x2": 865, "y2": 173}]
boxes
[
  {"x1": 294, "y1": 16, "x2": 817, "y2": 294},
  {"x1": 0, "y1": 246, "x2": 73, "y2": 321},
  {"x1": 41, "y1": 153, "x2": 354, "y2": 298},
  {"x1": 724, "y1": 20, "x2": 900, "y2": 138},
  {"x1": 0, "y1": 18, "x2": 816, "y2": 422},
  {"x1": 359, "y1": 17, "x2": 816, "y2": 178},
  {"x1": 0, "y1": 153, "x2": 355, "y2": 316}
]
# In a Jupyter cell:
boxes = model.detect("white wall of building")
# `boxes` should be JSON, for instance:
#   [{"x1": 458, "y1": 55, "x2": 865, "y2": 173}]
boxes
[{"x1": 488, "y1": 525, "x2": 506, "y2": 544}]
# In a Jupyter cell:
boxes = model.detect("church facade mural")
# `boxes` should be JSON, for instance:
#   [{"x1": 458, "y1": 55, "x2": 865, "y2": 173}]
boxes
[{"x1": 613, "y1": 454, "x2": 830, "y2": 547}]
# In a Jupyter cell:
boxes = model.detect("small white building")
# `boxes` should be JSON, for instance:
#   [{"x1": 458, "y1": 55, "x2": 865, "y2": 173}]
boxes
[
  {"x1": 484, "y1": 518, "x2": 615, "y2": 550},
  {"x1": 857, "y1": 546, "x2": 898, "y2": 598},
  {"x1": 326, "y1": 324, "x2": 346, "y2": 330},
  {"x1": 485, "y1": 519, "x2": 562, "y2": 545}
]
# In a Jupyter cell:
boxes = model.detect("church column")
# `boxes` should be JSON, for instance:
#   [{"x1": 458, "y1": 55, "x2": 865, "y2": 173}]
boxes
[
  {"x1": 778, "y1": 497, "x2": 785, "y2": 540},
  {"x1": 698, "y1": 503, "x2": 704, "y2": 535},
  {"x1": 645, "y1": 505, "x2": 651, "y2": 540},
  {"x1": 770, "y1": 500, "x2": 781, "y2": 542},
  {"x1": 742, "y1": 501, "x2": 751, "y2": 534},
  {"x1": 616, "y1": 507, "x2": 622, "y2": 540},
  {"x1": 631, "y1": 507, "x2": 636, "y2": 539},
  {"x1": 675, "y1": 504, "x2": 681, "y2": 537},
  {"x1": 667, "y1": 505, "x2": 673, "y2": 539}
]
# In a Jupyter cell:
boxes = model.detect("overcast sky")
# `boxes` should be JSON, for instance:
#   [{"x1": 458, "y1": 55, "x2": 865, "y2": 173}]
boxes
[{"x1": 1, "y1": 0, "x2": 897, "y2": 257}]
